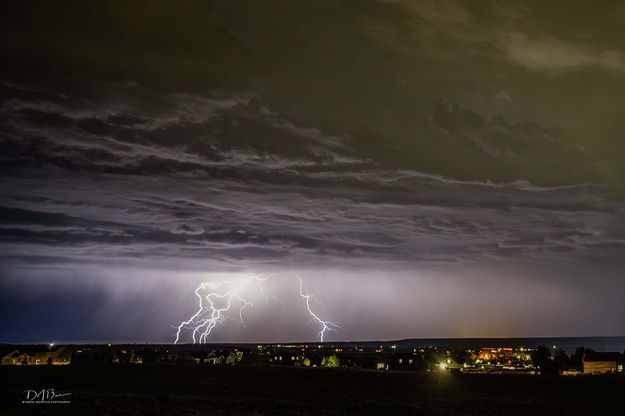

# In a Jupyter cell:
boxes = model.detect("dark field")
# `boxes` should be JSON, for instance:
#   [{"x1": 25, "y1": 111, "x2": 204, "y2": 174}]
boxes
[{"x1": 1, "y1": 365, "x2": 624, "y2": 416}]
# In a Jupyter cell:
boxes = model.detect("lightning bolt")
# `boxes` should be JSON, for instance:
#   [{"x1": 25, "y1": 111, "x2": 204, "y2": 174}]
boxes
[
  {"x1": 174, "y1": 274, "x2": 339, "y2": 344},
  {"x1": 297, "y1": 275, "x2": 340, "y2": 343},
  {"x1": 174, "y1": 276, "x2": 265, "y2": 344}
]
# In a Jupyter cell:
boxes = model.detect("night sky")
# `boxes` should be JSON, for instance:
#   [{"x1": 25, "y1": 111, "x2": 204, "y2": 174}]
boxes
[{"x1": 1, "y1": 1, "x2": 624, "y2": 343}]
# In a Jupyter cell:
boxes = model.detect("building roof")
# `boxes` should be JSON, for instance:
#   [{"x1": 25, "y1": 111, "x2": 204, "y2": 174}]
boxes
[
  {"x1": 583, "y1": 352, "x2": 623, "y2": 362},
  {"x1": 9, "y1": 344, "x2": 65, "y2": 352},
  {"x1": 2, "y1": 346, "x2": 67, "y2": 357}
]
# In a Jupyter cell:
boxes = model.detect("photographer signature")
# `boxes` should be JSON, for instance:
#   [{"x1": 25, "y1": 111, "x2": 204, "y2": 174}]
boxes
[{"x1": 22, "y1": 388, "x2": 71, "y2": 404}]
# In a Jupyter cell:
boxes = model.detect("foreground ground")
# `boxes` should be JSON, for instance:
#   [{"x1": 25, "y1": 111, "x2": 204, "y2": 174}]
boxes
[{"x1": 1, "y1": 365, "x2": 624, "y2": 415}]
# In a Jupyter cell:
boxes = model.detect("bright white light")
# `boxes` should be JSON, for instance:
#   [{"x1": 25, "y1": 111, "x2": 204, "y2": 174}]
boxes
[
  {"x1": 296, "y1": 275, "x2": 340, "y2": 343},
  {"x1": 174, "y1": 274, "x2": 340, "y2": 344},
  {"x1": 174, "y1": 275, "x2": 267, "y2": 344}
]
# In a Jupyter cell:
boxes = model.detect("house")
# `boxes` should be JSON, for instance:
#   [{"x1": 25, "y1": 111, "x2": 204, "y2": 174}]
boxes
[
  {"x1": 158, "y1": 351, "x2": 198, "y2": 364},
  {"x1": 583, "y1": 352, "x2": 623, "y2": 375},
  {"x1": 173, "y1": 352, "x2": 198, "y2": 364},
  {"x1": 1, "y1": 351, "x2": 23, "y2": 365},
  {"x1": 110, "y1": 348, "x2": 143, "y2": 364},
  {"x1": 226, "y1": 351, "x2": 243, "y2": 365},
  {"x1": 388, "y1": 353, "x2": 420, "y2": 370},
  {"x1": 204, "y1": 351, "x2": 225, "y2": 365},
  {"x1": 439, "y1": 358, "x2": 461, "y2": 372},
  {"x1": 1, "y1": 346, "x2": 72, "y2": 365}
]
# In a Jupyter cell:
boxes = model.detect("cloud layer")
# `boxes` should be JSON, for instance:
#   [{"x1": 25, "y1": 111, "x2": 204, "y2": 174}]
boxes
[
  {"x1": 1, "y1": 80, "x2": 622, "y2": 271},
  {"x1": 1, "y1": 1, "x2": 625, "y2": 341}
]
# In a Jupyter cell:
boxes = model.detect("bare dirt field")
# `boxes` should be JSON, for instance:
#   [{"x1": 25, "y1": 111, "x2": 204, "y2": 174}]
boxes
[{"x1": 1, "y1": 365, "x2": 624, "y2": 415}]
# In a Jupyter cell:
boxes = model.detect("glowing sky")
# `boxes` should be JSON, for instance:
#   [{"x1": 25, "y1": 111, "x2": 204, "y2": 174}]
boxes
[{"x1": 1, "y1": 1, "x2": 624, "y2": 342}]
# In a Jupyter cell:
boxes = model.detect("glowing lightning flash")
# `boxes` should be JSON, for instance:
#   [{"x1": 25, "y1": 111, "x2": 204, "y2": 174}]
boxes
[
  {"x1": 174, "y1": 275, "x2": 339, "y2": 344},
  {"x1": 297, "y1": 276, "x2": 340, "y2": 343},
  {"x1": 174, "y1": 276, "x2": 264, "y2": 344}
]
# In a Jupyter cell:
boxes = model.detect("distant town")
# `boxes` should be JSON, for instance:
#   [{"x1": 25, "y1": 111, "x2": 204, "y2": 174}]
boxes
[{"x1": 2, "y1": 342, "x2": 623, "y2": 376}]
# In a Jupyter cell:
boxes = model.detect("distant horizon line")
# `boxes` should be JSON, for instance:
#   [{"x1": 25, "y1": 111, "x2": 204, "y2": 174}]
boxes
[{"x1": 4, "y1": 334, "x2": 625, "y2": 346}]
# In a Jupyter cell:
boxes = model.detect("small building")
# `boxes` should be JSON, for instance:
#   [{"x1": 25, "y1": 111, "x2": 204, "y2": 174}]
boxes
[
  {"x1": 388, "y1": 353, "x2": 420, "y2": 371},
  {"x1": 1, "y1": 346, "x2": 71, "y2": 366},
  {"x1": 583, "y1": 352, "x2": 623, "y2": 375},
  {"x1": 439, "y1": 358, "x2": 461, "y2": 372},
  {"x1": 1, "y1": 351, "x2": 23, "y2": 365},
  {"x1": 226, "y1": 351, "x2": 243, "y2": 365},
  {"x1": 204, "y1": 351, "x2": 225, "y2": 365},
  {"x1": 173, "y1": 352, "x2": 197, "y2": 364},
  {"x1": 561, "y1": 369, "x2": 582, "y2": 376}
]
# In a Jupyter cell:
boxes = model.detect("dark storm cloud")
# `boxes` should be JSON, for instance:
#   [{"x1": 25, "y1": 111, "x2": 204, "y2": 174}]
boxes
[
  {"x1": 1, "y1": 80, "x2": 623, "y2": 272},
  {"x1": 1, "y1": 0, "x2": 625, "y2": 341},
  {"x1": 0, "y1": 80, "x2": 362, "y2": 176}
]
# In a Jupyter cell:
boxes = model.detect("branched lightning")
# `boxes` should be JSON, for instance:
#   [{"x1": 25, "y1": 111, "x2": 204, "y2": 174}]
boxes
[
  {"x1": 174, "y1": 276, "x2": 265, "y2": 344},
  {"x1": 296, "y1": 275, "x2": 340, "y2": 343},
  {"x1": 174, "y1": 274, "x2": 339, "y2": 344}
]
